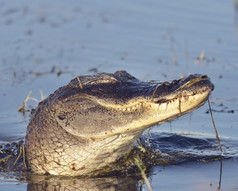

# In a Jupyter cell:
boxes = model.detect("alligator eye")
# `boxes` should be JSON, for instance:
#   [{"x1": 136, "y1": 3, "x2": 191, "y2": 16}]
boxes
[
  {"x1": 163, "y1": 81, "x2": 170, "y2": 86},
  {"x1": 58, "y1": 115, "x2": 66, "y2": 120},
  {"x1": 201, "y1": 75, "x2": 208, "y2": 79}
]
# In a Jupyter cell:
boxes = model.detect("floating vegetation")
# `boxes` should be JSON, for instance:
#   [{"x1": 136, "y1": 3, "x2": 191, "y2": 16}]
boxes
[
  {"x1": 34, "y1": 66, "x2": 62, "y2": 77},
  {"x1": 135, "y1": 157, "x2": 153, "y2": 191},
  {"x1": 13, "y1": 145, "x2": 27, "y2": 169},
  {"x1": 0, "y1": 141, "x2": 26, "y2": 171},
  {"x1": 0, "y1": 154, "x2": 12, "y2": 164},
  {"x1": 206, "y1": 102, "x2": 235, "y2": 114},
  {"x1": 18, "y1": 90, "x2": 46, "y2": 114},
  {"x1": 33, "y1": 65, "x2": 75, "y2": 78},
  {"x1": 194, "y1": 50, "x2": 216, "y2": 65},
  {"x1": 134, "y1": 145, "x2": 153, "y2": 191},
  {"x1": 199, "y1": 50, "x2": 205, "y2": 61}
]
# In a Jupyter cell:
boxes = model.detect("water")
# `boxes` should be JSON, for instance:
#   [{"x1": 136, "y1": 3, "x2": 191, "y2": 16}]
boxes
[{"x1": 0, "y1": 0, "x2": 238, "y2": 190}]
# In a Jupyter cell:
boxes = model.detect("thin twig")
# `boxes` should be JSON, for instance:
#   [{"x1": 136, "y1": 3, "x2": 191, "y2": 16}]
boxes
[
  {"x1": 152, "y1": 84, "x2": 162, "y2": 101},
  {"x1": 13, "y1": 146, "x2": 22, "y2": 166},
  {"x1": 39, "y1": 89, "x2": 46, "y2": 100},
  {"x1": 18, "y1": 90, "x2": 46, "y2": 113},
  {"x1": 217, "y1": 160, "x2": 222, "y2": 191},
  {"x1": 22, "y1": 145, "x2": 27, "y2": 169},
  {"x1": 134, "y1": 158, "x2": 153, "y2": 191},
  {"x1": 77, "y1": 76, "x2": 83, "y2": 89},
  {"x1": 208, "y1": 98, "x2": 223, "y2": 153}
]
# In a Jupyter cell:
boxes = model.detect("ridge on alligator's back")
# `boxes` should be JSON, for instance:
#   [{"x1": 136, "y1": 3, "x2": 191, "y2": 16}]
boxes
[{"x1": 1, "y1": 70, "x2": 214, "y2": 176}]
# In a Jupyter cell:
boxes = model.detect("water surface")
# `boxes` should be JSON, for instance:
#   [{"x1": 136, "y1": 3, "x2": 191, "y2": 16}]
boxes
[{"x1": 0, "y1": 0, "x2": 238, "y2": 190}]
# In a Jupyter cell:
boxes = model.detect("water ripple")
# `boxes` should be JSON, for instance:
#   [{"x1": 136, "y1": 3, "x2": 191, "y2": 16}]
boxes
[{"x1": 140, "y1": 132, "x2": 238, "y2": 164}]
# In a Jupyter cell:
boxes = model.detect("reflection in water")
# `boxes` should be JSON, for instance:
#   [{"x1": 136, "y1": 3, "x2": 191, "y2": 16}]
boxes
[
  {"x1": 26, "y1": 174, "x2": 139, "y2": 191},
  {"x1": 24, "y1": 159, "x2": 225, "y2": 191},
  {"x1": 217, "y1": 160, "x2": 222, "y2": 191}
]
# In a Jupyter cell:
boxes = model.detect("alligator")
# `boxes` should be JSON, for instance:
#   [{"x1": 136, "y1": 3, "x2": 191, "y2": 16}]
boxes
[{"x1": 1, "y1": 70, "x2": 214, "y2": 176}]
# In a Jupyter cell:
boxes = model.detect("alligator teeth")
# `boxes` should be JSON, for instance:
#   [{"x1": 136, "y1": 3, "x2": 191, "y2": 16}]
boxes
[
  {"x1": 155, "y1": 104, "x2": 160, "y2": 109},
  {"x1": 161, "y1": 103, "x2": 167, "y2": 110},
  {"x1": 116, "y1": 103, "x2": 141, "y2": 112},
  {"x1": 194, "y1": 94, "x2": 199, "y2": 100}
]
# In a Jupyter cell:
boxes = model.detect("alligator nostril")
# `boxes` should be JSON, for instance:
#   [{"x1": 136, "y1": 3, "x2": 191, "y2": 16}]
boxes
[
  {"x1": 163, "y1": 81, "x2": 170, "y2": 86},
  {"x1": 171, "y1": 80, "x2": 178, "y2": 85},
  {"x1": 201, "y1": 75, "x2": 208, "y2": 79}
]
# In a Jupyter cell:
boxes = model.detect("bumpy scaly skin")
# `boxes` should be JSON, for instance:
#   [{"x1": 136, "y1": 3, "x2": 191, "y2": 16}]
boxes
[
  {"x1": 25, "y1": 89, "x2": 146, "y2": 175},
  {"x1": 26, "y1": 100, "x2": 143, "y2": 176},
  {"x1": 25, "y1": 71, "x2": 214, "y2": 176}
]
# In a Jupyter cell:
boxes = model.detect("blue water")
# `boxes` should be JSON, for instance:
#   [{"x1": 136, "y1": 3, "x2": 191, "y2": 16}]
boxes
[{"x1": 0, "y1": 0, "x2": 238, "y2": 190}]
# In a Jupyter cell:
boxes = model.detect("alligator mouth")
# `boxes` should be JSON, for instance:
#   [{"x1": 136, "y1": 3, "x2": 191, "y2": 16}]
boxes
[
  {"x1": 95, "y1": 74, "x2": 214, "y2": 115},
  {"x1": 111, "y1": 87, "x2": 211, "y2": 113}
]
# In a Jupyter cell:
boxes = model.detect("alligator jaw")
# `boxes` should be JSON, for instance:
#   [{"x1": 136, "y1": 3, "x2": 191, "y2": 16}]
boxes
[
  {"x1": 91, "y1": 74, "x2": 214, "y2": 135},
  {"x1": 96, "y1": 85, "x2": 211, "y2": 115},
  {"x1": 148, "y1": 86, "x2": 212, "y2": 124}
]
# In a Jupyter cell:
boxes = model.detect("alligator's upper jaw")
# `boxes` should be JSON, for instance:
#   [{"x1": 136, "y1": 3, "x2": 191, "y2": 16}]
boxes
[
  {"x1": 93, "y1": 73, "x2": 214, "y2": 107},
  {"x1": 96, "y1": 73, "x2": 214, "y2": 111}
]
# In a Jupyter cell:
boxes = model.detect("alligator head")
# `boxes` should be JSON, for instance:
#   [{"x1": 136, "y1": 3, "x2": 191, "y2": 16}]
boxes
[{"x1": 25, "y1": 70, "x2": 214, "y2": 176}]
